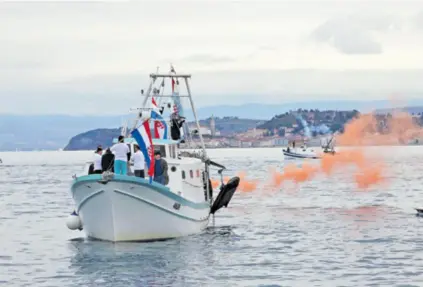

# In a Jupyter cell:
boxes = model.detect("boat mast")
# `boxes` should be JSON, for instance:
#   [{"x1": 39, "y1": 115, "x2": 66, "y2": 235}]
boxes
[
  {"x1": 127, "y1": 69, "x2": 207, "y2": 159},
  {"x1": 143, "y1": 73, "x2": 206, "y2": 154},
  {"x1": 127, "y1": 76, "x2": 157, "y2": 136},
  {"x1": 184, "y1": 77, "x2": 207, "y2": 157}
]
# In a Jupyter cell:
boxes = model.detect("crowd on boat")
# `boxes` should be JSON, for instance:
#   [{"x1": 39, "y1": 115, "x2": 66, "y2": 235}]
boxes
[{"x1": 88, "y1": 135, "x2": 169, "y2": 185}]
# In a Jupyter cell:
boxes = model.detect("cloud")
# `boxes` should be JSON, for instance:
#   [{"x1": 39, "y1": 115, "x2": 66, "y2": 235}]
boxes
[
  {"x1": 1, "y1": 1, "x2": 423, "y2": 115},
  {"x1": 179, "y1": 54, "x2": 238, "y2": 64},
  {"x1": 310, "y1": 15, "x2": 401, "y2": 55},
  {"x1": 414, "y1": 11, "x2": 423, "y2": 30}
]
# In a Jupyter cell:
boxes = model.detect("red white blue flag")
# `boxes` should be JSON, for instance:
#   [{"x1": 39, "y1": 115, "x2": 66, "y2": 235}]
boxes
[{"x1": 131, "y1": 119, "x2": 155, "y2": 183}]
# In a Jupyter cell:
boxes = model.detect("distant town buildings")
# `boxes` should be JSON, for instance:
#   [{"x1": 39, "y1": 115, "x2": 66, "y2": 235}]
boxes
[
  {"x1": 187, "y1": 114, "x2": 220, "y2": 136},
  {"x1": 181, "y1": 109, "x2": 423, "y2": 148}
]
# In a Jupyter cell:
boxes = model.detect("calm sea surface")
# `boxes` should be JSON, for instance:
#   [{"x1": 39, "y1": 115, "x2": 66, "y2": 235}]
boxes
[{"x1": 0, "y1": 146, "x2": 423, "y2": 287}]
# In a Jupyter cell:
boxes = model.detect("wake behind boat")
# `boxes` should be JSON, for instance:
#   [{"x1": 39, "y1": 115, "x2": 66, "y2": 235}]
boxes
[{"x1": 66, "y1": 67, "x2": 240, "y2": 242}]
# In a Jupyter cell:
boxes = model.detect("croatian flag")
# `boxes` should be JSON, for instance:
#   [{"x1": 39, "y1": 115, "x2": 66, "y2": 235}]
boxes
[
  {"x1": 131, "y1": 120, "x2": 155, "y2": 183},
  {"x1": 151, "y1": 97, "x2": 164, "y2": 115},
  {"x1": 151, "y1": 110, "x2": 168, "y2": 139}
]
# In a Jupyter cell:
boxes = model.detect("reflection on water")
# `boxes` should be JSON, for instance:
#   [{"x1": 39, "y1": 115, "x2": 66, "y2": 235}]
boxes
[
  {"x1": 1, "y1": 147, "x2": 423, "y2": 286},
  {"x1": 68, "y1": 226, "x2": 239, "y2": 286}
]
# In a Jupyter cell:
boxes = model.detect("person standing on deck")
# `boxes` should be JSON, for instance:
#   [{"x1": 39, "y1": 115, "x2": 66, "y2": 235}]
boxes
[
  {"x1": 110, "y1": 135, "x2": 130, "y2": 175},
  {"x1": 93, "y1": 146, "x2": 103, "y2": 174},
  {"x1": 101, "y1": 148, "x2": 115, "y2": 172},
  {"x1": 153, "y1": 151, "x2": 169, "y2": 185},
  {"x1": 131, "y1": 144, "x2": 145, "y2": 178}
]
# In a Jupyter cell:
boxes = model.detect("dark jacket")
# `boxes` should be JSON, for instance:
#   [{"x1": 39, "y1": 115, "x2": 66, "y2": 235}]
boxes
[
  {"x1": 102, "y1": 152, "x2": 115, "y2": 172},
  {"x1": 155, "y1": 158, "x2": 169, "y2": 185},
  {"x1": 88, "y1": 163, "x2": 94, "y2": 175}
]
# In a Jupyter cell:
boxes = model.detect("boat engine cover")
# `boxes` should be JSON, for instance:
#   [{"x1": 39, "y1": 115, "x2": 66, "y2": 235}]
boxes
[{"x1": 210, "y1": 176, "x2": 240, "y2": 214}]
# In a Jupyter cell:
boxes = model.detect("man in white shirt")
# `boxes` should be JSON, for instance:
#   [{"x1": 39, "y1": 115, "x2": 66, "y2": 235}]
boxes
[
  {"x1": 110, "y1": 135, "x2": 130, "y2": 175},
  {"x1": 93, "y1": 146, "x2": 103, "y2": 174},
  {"x1": 131, "y1": 144, "x2": 145, "y2": 178}
]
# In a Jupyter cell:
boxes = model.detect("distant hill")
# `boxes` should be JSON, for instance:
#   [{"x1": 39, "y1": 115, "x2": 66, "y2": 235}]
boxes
[
  {"x1": 258, "y1": 109, "x2": 359, "y2": 137},
  {"x1": 198, "y1": 117, "x2": 264, "y2": 136},
  {"x1": 64, "y1": 128, "x2": 121, "y2": 151},
  {"x1": 63, "y1": 117, "x2": 261, "y2": 151},
  {"x1": 195, "y1": 100, "x2": 423, "y2": 120},
  {"x1": 2, "y1": 100, "x2": 423, "y2": 151},
  {"x1": 375, "y1": 106, "x2": 423, "y2": 115},
  {"x1": 0, "y1": 114, "x2": 128, "y2": 151}
]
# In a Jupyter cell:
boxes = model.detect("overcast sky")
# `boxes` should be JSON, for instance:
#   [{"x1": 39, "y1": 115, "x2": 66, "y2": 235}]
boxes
[{"x1": 2, "y1": 0, "x2": 423, "y2": 115}]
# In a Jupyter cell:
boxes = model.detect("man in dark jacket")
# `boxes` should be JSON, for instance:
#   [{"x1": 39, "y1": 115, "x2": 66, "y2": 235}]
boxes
[
  {"x1": 153, "y1": 151, "x2": 169, "y2": 185},
  {"x1": 101, "y1": 148, "x2": 115, "y2": 172}
]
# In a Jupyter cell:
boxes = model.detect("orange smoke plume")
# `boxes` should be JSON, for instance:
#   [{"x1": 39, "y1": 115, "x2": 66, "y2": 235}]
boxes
[
  {"x1": 211, "y1": 172, "x2": 258, "y2": 192},
  {"x1": 271, "y1": 110, "x2": 421, "y2": 190},
  {"x1": 271, "y1": 149, "x2": 386, "y2": 190},
  {"x1": 236, "y1": 171, "x2": 258, "y2": 192},
  {"x1": 212, "y1": 110, "x2": 421, "y2": 193},
  {"x1": 337, "y1": 110, "x2": 423, "y2": 146}
]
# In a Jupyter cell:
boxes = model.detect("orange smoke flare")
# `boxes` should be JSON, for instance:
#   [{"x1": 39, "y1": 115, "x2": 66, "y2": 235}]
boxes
[
  {"x1": 211, "y1": 172, "x2": 258, "y2": 193},
  {"x1": 211, "y1": 110, "x2": 421, "y2": 192}
]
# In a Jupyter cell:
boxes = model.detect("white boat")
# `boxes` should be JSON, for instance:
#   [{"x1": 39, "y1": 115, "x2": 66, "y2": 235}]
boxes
[
  {"x1": 66, "y1": 67, "x2": 240, "y2": 242},
  {"x1": 282, "y1": 144, "x2": 321, "y2": 159},
  {"x1": 282, "y1": 137, "x2": 336, "y2": 160}
]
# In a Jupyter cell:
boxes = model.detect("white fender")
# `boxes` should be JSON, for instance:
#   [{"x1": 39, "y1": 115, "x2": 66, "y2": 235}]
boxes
[{"x1": 66, "y1": 211, "x2": 82, "y2": 230}]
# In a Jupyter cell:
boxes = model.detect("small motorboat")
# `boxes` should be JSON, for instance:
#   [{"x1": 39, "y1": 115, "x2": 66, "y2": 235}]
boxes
[
  {"x1": 282, "y1": 145, "x2": 321, "y2": 159},
  {"x1": 415, "y1": 208, "x2": 423, "y2": 217},
  {"x1": 283, "y1": 136, "x2": 336, "y2": 160}
]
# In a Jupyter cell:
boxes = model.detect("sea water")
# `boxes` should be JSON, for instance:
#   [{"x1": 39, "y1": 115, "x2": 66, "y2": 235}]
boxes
[{"x1": 0, "y1": 147, "x2": 422, "y2": 286}]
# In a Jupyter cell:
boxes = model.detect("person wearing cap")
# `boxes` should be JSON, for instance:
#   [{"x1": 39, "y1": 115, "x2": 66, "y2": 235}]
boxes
[
  {"x1": 110, "y1": 135, "x2": 130, "y2": 175},
  {"x1": 93, "y1": 146, "x2": 103, "y2": 174},
  {"x1": 153, "y1": 151, "x2": 169, "y2": 185}
]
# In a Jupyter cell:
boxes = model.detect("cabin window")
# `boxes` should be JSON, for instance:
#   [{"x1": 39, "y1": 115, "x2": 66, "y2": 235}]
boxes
[
  {"x1": 172, "y1": 145, "x2": 176, "y2": 159},
  {"x1": 154, "y1": 145, "x2": 166, "y2": 157},
  {"x1": 169, "y1": 145, "x2": 176, "y2": 159},
  {"x1": 189, "y1": 170, "x2": 193, "y2": 178},
  {"x1": 196, "y1": 170, "x2": 200, "y2": 178},
  {"x1": 182, "y1": 170, "x2": 186, "y2": 179}
]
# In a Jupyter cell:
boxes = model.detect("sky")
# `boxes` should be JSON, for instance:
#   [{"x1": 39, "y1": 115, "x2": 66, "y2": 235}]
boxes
[{"x1": 1, "y1": 0, "x2": 423, "y2": 115}]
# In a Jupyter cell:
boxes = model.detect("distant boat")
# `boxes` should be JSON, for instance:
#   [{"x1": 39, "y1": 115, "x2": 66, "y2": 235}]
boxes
[
  {"x1": 282, "y1": 136, "x2": 336, "y2": 160},
  {"x1": 282, "y1": 145, "x2": 321, "y2": 159}
]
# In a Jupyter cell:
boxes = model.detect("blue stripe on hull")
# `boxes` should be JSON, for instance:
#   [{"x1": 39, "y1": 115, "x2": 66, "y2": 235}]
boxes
[{"x1": 71, "y1": 174, "x2": 210, "y2": 210}]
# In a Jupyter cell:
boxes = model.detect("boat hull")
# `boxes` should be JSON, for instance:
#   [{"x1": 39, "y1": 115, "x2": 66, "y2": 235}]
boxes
[
  {"x1": 282, "y1": 150, "x2": 320, "y2": 159},
  {"x1": 70, "y1": 174, "x2": 210, "y2": 242}
]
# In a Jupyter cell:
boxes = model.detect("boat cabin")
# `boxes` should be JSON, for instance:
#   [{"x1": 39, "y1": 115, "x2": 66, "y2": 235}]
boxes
[
  {"x1": 111, "y1": 137, "x2": 181, "y2": 159},
  {"x1": 83, "y1": 136, "x2": 209, "y2": 202}
]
